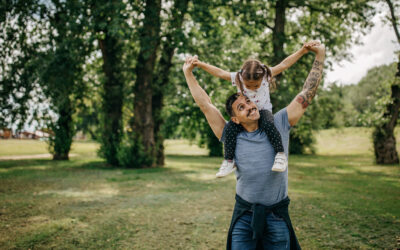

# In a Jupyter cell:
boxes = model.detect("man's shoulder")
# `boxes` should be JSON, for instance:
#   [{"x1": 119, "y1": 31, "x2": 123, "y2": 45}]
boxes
[{"x1": 273, "y1": 108, "x2": 291, "y2": 132}]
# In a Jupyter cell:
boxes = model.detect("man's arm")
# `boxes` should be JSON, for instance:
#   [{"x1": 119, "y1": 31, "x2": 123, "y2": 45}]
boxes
[
  {"x1": 270, "y1": 40, "x2": 320, "y2": 77},
  {"x1": 183, "y1": 57, "x2": 226, "y2": 139},
  {"x1": 287, "y1": 44, "x2": 326, "y2": 126},
  {"x1": 193, "y1": 56, "x2": 231, "y2": 81}
]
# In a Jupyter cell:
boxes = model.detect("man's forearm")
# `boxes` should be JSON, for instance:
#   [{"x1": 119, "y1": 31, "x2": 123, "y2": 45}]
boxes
[
  {"x1": 271, "y1": 48, "x2": 308, "y2": 77},
  {"x1": 296, "y1": 52, "x2": 325, "y2": 108},
  {"x1": 184, "y1": 71, "x2": 212, "y2": 109}
]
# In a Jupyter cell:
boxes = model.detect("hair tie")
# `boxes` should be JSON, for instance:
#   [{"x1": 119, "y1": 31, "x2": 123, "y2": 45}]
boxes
[{"x1": 238, "y1": 69, "x2": 243, "y2": 74}]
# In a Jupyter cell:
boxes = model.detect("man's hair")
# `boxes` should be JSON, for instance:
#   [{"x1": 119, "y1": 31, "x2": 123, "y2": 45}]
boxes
[{"x1": 225, "y1": 92, "x2": 242, "y2": 117}]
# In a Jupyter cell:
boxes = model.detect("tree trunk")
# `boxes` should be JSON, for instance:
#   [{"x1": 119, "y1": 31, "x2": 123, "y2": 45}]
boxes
[
  {"x1": 272, "y1": 0, "x2": 288, "y2": 67},
  {"x1": 52, "y1": 98, "x2": 73, "y2": 160},
  {"x1": 90, "y1": 0, "x2": 125, "y2": 166},
  {"x1": 153, "y1": 0, "x2": 189, "y2": 166},
  {"x1": 373, "y1": 59, "x2": 400, "y2": 164},
  {"x1": 98, "y1": 35, "x2": 124, "y2": 166},
  {"x1": 133, "y1": 0, "x2": 162, "y2": 167}
]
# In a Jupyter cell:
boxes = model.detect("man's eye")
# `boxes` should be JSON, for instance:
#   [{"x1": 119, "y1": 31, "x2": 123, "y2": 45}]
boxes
[
  {"x1": 239, "y1": 106, "x2": 243, "y2": 111},
  {"x1": 246, "y1": 99, "x2": 250, "y2": 103}
]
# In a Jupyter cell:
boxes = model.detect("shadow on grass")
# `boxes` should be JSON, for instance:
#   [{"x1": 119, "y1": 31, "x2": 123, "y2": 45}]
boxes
[
  {"x1": 75, "y1": 161, "x2": 173, "y2": 174},
  {"x1": 0, "y1": 159, "x2": 58, "y2": 169}
]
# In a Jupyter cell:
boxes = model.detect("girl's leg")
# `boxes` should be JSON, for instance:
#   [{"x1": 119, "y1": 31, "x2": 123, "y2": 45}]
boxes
[
  {"x1": 224, "y1": 120, "x2": 244, "y2": 160},
  {"x1": 258, "y1": 110, "x2": 284, "y2": 154}
]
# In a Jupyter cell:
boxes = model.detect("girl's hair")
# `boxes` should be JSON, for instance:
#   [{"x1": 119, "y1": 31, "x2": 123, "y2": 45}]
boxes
[{"x1": 235, "y1": 59, "x2": 277, "y2": 94}]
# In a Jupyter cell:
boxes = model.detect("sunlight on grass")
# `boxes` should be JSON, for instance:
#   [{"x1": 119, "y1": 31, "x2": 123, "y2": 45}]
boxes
[
  {"x1": 316, "y1": 127, "x2": 400, "y2": 155},
  {"x1": 164, "y1": 139, "x2": 208, "y2": 156},
  {"x1": 39, "y1": 186, "x2": 119, "y2": 200},
  {"x1": 0, "y1": 139, "x2": 49, "y2": 156},
  {"x1": 0, "y1": 139, "x2": 99, "y2": 157}
]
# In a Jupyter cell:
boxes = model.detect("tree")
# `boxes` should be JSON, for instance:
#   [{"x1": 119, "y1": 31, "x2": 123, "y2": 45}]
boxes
[
  {"x1": 373, "y1": 0, "x2": 400, "y2": 164},
  {"x1": 227, "y1": 0, "x2": 375, "y2": 153},
  {"x1": 165, "y1": 0, "x2": 375, "y2": 155},
  {"x1": 40, "y1": 0, "x2": 90, "y2": 160},
  {"x1": 117, "y1": 0, "x2": 190, "y2": 168},
  {"x1": 152, "y1": 0, "x2": 189, "y2": 165},
  {"x1": 0, "y1": 1, "x2": 47, "y2": 130},
  {"x1": 130, "y1": 0, "x2": 162, "y2": 167},
  {"x1": 163, "y1": 1, "x2": 260, "y2": 157},
  {"x1": 89, "y1": 0, "x2": 129, "y2": 166},
  {"x1": 0, "y1": 0, "x2": 89, "y2": 160}
]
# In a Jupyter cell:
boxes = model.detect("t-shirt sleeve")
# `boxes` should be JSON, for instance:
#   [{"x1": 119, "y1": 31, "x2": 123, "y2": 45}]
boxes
[
  {"x1": 274, "y1": 108, "x2": 291, "y2": 133},
  {"x1": 230, "y1": 72, "x2": 237, "y2": 86}
]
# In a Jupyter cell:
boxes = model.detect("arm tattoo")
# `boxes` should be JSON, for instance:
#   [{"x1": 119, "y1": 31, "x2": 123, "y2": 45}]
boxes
[
  {"x1": 296, "y1": 59, "x2": 324, "y2": 109},
  {"x1": 296, "y1": 95, "x2": 309, "y2": 109}
]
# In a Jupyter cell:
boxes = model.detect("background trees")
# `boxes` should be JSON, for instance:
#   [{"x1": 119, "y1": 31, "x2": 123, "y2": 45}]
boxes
[
  {"x1": 372, "y1": 0, "x2": 399, "y2": 164},
  {"x1": 1, "y1": 0, "x2": 398, "y2": 166}
]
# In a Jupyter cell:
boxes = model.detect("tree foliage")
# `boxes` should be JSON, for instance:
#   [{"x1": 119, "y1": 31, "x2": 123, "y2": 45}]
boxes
[
  {"x1": 166, "y1": 0, "x2": 375, "y2": 155},
  {"x1": 1, "y1": 0, "x2": 387, "y2": 166}
]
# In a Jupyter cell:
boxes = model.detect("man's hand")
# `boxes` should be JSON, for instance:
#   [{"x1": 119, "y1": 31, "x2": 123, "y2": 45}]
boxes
[
  {"x1": 191, "y1": 55, "x2": 201, "y2": 67},
  {"x1": 307, "y1": 43, "x2": 325, "y2": 55},
  {"x1": 182, "y1": 56, "x2": 197, "y2": 74},
  {"x1": 302, "y1": 40, "x2": 321, "y2": 53}
]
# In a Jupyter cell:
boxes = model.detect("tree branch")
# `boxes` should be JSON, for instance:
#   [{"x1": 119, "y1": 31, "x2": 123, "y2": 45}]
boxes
[
  {"x1": 287, "y1": 2, "x2": 325, "y2": 13},
  {"x1": 385, "y1": 0, "x2": 400, "y2": 45}
]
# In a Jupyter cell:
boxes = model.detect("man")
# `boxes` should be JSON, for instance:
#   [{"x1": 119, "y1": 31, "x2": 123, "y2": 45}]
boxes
[{"x1": 182, "y1": 44, "x2": 325, "y2": 250}]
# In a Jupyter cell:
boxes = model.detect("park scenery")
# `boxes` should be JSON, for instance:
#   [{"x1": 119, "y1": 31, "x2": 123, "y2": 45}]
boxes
[{"x1": 1, "y1": 0, "x2": 399, "y2": 249}]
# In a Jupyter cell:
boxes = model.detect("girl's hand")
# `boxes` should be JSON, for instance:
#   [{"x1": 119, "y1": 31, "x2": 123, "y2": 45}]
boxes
[
  {"x1": 191, "y1": 55, "x2": 201, "y2": 66},
  {"x1": 302, "y1": 40, "x2": 321, "y2": 52},
  {"x1": 183, "y1": 56, "x2": 196, "y2": 73},
  {"x1": 308, "y1": 43, "x2": 325, "y2": 55}
]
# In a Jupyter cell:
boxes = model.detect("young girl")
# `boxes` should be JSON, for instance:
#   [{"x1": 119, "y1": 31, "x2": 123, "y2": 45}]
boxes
[{"x1": 193, "y1": 40, "x2": 320, "y2": 177}]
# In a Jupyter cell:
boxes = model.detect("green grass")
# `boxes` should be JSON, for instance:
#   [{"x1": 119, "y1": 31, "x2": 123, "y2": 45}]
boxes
[
  {"x1": 315, "y1": 127, "x2": 400, "y2": 156},
  {"x1": 0, "y1": 129, "x2": 399, "y2": 249}
]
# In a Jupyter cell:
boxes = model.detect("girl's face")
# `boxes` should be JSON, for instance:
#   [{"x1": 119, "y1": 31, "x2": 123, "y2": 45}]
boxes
[{"x1": 243, "y1": 78, "x2": 262, "y2": 91}]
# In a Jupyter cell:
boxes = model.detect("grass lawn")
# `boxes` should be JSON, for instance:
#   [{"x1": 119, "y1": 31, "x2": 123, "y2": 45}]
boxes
[
  {"x1": 0, "y1": 128, "x2": 399, "y2": 249},
  {"x1": 0, "y1": 140, "x2": 99, "y2": 157}
]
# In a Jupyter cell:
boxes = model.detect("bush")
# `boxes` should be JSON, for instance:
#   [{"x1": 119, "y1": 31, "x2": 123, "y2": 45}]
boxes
[{"x1": 117, "y1": 133, "x2": 154, "y2": 168}]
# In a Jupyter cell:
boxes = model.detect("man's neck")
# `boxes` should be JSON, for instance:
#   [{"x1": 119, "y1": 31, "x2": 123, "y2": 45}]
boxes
[{"x1": 241, "y1": 121, "x2": 259, "y2": 132}]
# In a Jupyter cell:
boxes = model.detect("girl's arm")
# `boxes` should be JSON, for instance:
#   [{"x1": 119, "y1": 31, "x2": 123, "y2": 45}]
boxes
[
  {"x1": 270, "y1": 40, "x2": 320, "y2": 77},
  {"x1": 193, "y1": 57, "x2": 231, "y2": 81}
]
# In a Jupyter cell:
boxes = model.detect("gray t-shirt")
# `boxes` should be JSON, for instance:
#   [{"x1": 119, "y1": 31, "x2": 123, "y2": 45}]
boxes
[{"x1": 221, "y1": 108, "x2": 290, "y2": 206}]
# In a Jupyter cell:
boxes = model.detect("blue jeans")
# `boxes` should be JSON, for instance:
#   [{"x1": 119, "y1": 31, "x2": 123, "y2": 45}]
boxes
[{"x1": 231, "y1": 211, "x2": 290, "y2": 250}]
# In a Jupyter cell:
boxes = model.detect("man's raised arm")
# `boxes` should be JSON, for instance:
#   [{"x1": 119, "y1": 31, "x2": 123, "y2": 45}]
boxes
[
  {"x1": 287, "y1": 44, "x2": 326, "y2": 126},
  {"x1": 183, "y1": 57, "x2": 226, "y2": 139}
]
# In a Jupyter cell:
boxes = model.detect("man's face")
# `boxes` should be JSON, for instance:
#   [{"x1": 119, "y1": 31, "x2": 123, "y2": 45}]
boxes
[{"x1": 231, "y1": 95, "x2": 260, "y2": 124}]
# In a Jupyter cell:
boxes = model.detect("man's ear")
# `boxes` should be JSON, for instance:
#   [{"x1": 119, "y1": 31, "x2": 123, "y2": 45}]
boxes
[{"x1": 231, "y1": 116, "x2": 240, "y2": 124}]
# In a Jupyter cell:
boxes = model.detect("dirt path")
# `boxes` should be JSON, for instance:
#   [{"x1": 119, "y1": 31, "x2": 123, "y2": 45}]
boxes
[{"x1": 0, "y1": 154, "x2": 77, "y2": 160}]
